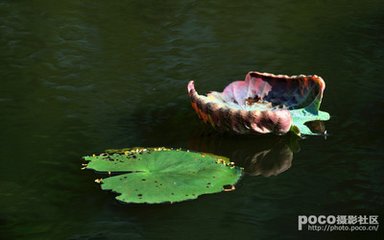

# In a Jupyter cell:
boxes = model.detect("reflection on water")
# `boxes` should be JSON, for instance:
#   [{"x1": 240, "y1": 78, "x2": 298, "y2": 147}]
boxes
[
  {"x1": 188, "y1": 120, "x2": 329, "y2": 177},
  {"x1": 245, "y1": 142, "x2": 293, "y2": 177},
  {"x1": 305, "y1": 120, "x2": 327, "y2": 136},
  {"x1": 188, "y1": 131, "x2": 300, "y2": 177}
]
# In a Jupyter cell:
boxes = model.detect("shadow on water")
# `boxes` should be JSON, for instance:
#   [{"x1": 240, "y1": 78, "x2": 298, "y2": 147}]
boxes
[{"x1": 188, "y1": 131, "x2": 300, "y2": 177}]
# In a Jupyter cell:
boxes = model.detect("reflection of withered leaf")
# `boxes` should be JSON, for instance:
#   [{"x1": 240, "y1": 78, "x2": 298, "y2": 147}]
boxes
[
  {"x1": 305, "y1": 120, "x2": 326, "y2": 134},
  {"x1": 188, "y1": 132, "x2": 298, "y2": 177},
  {"x1": 246, "y1": 144, "x2": 293, "y2": 177}
]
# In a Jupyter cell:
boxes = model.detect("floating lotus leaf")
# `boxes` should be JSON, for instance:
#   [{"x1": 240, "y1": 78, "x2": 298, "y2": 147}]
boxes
[
  {"x1": 187, "y1": 71, "x2": 330, "y2": 136},
  {"x1": 83, "y1": 148, "x2": 242, "y2": 204}
]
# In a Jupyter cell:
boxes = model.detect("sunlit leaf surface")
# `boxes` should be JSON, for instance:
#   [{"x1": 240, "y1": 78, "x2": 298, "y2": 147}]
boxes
[
  {"x1": 84, "y1": 148, "x2": 242, "y2": 204},
  {"x1": 188, "y1": 71, "x2": 330, "y2": 136}
]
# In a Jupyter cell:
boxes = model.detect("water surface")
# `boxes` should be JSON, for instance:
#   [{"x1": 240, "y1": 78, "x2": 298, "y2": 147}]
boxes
[{"x1": 0, "y1": 1, "x2": 383, "y2": 239}]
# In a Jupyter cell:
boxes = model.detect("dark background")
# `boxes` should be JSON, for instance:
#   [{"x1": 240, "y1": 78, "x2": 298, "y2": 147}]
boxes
[{"x1": 0, "y1": 0, "x2": 383, "y2": 239}]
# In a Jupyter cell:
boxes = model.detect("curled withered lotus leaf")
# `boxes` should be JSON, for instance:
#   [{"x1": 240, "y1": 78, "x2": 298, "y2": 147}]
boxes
[{"x1": 187, "y1": 71, "x2": 330, "y2": 136}]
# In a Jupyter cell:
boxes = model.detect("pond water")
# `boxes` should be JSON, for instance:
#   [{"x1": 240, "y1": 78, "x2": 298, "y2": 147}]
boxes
[{"x1": 1, "y1": 1, "x2": 383, "y2": 239}]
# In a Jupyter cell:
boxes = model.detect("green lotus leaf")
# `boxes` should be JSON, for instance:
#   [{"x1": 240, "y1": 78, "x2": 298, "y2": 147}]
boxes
[{"x1": 83, "y1": 148, "x2": 242, "y2": 204}]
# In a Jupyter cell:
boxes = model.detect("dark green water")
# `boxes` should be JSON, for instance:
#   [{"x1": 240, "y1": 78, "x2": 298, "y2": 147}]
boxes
[{"x1": 1, "y1": 0, "x2": 383, "y2": 239}]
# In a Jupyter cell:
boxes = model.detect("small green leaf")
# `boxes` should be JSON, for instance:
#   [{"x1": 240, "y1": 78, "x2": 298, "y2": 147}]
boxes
[
  {"x1": 83, "y1": 148, "x2": 242, "y2": 204},
  {"x1": 289, "y1": 98, "x2": 330, "y2": 136}
]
